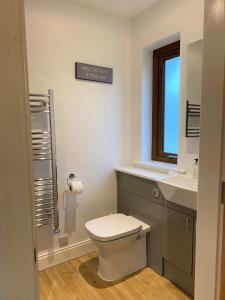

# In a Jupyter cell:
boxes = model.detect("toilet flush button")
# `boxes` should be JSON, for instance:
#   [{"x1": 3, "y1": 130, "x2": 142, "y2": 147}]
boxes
[{"x1": 152, "y1": 188, "x2": 160, "y2": 199}]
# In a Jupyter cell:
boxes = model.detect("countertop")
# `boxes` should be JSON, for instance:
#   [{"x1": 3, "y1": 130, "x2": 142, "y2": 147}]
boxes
[
  {"x1": 115, "y1": 166, "x2": 172, "y2": 182},
  {"x1": 116, "y1": 165, "x2": 198, "y2": 211}
]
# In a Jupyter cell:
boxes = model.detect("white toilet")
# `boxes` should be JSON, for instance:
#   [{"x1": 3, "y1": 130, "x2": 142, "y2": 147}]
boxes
[{"x1": 85, "y1": 213, "x2": 151, "y2": 281}]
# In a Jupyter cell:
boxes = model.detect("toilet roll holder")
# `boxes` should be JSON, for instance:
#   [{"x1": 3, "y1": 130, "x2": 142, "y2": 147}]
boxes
[{"x1": 67, "y1": 173, "x2": 76, "y2": 191}]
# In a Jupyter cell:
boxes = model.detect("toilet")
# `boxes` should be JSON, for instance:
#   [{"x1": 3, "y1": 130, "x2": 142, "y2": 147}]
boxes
[{"x1": 85, "y1": 213, "x2": 151, "y2": 281}]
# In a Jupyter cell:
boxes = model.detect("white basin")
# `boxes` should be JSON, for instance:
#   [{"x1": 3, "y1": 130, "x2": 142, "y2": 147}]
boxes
[{"x1": 157, "y1": 175, "x2": 198, "y2": 210}]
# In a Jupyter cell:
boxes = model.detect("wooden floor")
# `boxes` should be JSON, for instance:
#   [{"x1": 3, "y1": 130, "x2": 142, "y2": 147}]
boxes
[{"x1": 39, "y1": 252, "x2": 191, "y2": 300}]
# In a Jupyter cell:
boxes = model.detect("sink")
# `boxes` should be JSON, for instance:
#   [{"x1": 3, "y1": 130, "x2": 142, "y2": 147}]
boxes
[{"x1": 157, "y1": 175, "x2": 198, "y2": 210}]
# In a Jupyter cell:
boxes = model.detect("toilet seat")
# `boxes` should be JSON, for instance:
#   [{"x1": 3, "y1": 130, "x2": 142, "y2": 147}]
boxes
[{"x1": 85, "y1": 213, "x2": 149, "y2": 242}]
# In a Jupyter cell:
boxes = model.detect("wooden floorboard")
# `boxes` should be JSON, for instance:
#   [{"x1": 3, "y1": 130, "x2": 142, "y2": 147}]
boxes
[{"x1": 39, "y1": 252, "x2": 192, "y2": 300}]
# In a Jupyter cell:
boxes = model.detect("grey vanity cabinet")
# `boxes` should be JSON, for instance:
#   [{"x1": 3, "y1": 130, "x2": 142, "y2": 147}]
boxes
[
  {"x1": 164, "y1": 207, "x2": 194, "y2": 275},
  {"x1": 117, "y1": 171, "x2": 196, "y2": 297}
]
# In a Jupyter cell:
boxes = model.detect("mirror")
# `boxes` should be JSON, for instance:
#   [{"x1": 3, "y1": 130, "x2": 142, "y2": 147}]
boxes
[{"x1": 186, "y1": 39, "x2": 203, "y2": 154}]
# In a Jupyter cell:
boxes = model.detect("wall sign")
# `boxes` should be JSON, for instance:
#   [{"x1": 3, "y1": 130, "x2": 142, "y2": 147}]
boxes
[{"x1": 75, "y1": 62, "x2": 113, "y2": 84}]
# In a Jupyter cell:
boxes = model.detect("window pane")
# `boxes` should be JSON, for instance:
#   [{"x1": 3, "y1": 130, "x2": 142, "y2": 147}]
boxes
[{"x1": 163, "y1": 56, "x2": 180, "y2": 154}]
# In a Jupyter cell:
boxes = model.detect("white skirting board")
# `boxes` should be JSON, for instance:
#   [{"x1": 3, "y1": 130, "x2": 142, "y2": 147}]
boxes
[{"x1": 38, "y1": 239, "x2": 96, "y2": 271}]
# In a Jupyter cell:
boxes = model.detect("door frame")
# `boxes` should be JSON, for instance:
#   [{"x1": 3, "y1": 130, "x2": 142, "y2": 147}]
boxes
[
  {"x1": 220, "y1": 204, "x2": 225, "y2": 299},
  {"x1": 195, "y1": 0, "x2": 225, "y2": 299},
  {"x1": 0, "y1": 1, "x2": 38, "y2": 299},
  {"x1": 220, "y1": 39, "x2": 225, "y2": 300}
]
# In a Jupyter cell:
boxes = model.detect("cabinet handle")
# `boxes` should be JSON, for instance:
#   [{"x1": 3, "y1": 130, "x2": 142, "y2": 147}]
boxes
[{"x1": 186, "y1": 218, "x2": 191, "y2": 232}]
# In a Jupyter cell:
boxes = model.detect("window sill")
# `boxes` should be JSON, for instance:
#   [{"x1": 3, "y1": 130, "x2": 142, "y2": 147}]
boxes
[{"x1": 133, "y1": 160, "x2": 186, "y2": 175}]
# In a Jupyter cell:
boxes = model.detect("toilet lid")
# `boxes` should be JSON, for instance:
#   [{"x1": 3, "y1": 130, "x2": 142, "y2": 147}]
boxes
[{"x1": 85, "y1": 213, "x2": 143, "y2": 242}]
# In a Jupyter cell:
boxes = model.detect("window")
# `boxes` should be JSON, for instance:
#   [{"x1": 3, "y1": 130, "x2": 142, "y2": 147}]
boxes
[{"x1": 152, "y1": 41, "x2": 180, "y2": 164}]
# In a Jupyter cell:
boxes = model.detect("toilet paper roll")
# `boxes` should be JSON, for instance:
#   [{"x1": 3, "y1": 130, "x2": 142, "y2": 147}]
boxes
[{"x1": 69, "y1": 180, "x2": 83, "y2": 194}]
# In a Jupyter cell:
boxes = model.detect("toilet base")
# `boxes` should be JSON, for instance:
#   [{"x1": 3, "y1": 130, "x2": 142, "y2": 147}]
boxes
[{"x1": 97, "y1": 233, "x2": 147, "y2": 282}]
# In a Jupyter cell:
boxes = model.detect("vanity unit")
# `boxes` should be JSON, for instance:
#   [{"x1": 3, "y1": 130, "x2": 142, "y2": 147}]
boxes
[{"x1": 117, "y1": 168, "x2": 197, "y2": 297}]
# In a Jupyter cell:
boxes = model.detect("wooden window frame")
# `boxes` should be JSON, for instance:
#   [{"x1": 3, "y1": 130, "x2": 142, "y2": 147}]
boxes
[{"x1": 152, "y1": 41, "x2": 180, "y2": 164}]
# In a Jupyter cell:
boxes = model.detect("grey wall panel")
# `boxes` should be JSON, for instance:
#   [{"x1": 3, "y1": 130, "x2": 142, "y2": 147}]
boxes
[
  {"x1": 118, "y1": 189, "x2": 164, "y2": 275},
  {"x1": 117, "y1": 173, "x2": 164, "y2": 205}
]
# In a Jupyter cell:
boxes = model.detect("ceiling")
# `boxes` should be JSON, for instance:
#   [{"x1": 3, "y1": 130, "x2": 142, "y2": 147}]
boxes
[{"x1": 74, "y1": 0, "x2": 159, "y2": 18}]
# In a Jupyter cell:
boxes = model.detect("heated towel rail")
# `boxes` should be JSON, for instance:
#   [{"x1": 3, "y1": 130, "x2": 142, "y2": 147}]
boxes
[
  {"x1": 29, "y1": 90, "x2": 59, "y2": 230},
  {"x1": 186, "y1": 101, "x2": 201, "y2": 137}
]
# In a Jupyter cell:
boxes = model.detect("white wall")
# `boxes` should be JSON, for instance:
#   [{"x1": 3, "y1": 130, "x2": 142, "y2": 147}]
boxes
[
  {"x1": 25, "y1": 0, "x2": 205, "y2": 262},
  {"x1": 132, "y1": 0, "x2": 204, "y2": 172},
  {"x1": 25, "y1": 0, "x2": 132, "y2": 256}
]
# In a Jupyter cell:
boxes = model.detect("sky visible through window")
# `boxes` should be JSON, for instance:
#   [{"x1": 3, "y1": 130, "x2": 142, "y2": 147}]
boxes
[{"x1": 163, "y1": 56, "x2": 180, "y2": 154}]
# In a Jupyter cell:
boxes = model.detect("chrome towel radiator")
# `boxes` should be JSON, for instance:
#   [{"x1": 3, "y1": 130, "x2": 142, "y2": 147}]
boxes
[{"x1": 29, "y1": 90, "x2": 59, "y2": 230}]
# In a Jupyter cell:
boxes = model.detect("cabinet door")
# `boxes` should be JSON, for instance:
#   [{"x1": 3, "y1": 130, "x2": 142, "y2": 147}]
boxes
[{"x1": 164, "y1": 208, "x2": 194, "y2": 275}]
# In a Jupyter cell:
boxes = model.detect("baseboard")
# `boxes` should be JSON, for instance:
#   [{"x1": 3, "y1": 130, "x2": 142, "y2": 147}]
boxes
[{"x1": 38, "y1": 239, "x2": 96, "y2": 271}]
